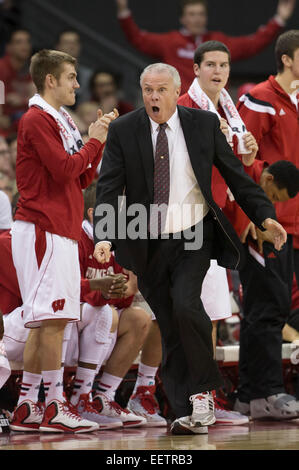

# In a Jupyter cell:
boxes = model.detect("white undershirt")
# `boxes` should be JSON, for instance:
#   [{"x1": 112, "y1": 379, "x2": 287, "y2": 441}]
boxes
[{"x1": 149, "y1": 108, "x2": 209, "y2": 233}]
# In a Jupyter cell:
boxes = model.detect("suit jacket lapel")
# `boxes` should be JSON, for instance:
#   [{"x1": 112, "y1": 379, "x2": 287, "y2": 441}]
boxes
[{"x1": 136, "y1": 108, "x2": 154, "y2": 199}]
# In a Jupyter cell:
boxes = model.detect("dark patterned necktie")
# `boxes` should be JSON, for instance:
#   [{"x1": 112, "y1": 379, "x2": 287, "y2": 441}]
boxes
[{"x1": 149, "y1": 123, "x2": 170, "y2": 235}]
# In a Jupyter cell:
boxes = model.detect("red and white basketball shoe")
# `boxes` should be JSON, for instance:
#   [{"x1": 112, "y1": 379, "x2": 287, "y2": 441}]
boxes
[
  {"x1": 39, "y1": 399, "x2": 99, "y2": 433},
  {"x1": 92, "y1": 392, "x2": 147, "y2": 428},
  {"x1": 10, "y1": 400, "x2": 44, "y2": 432},
  {"x1": 127, "y1": 386, "x2": 167, "y2": 427},
  {"x1": 74, "y1": 393, "x2": 123, "y2": 430}
]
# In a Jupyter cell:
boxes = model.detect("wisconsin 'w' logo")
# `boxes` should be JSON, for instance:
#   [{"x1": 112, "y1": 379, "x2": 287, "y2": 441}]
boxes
[{"x1": 52, "y1": 299, "x2": 65, "y2": 313}]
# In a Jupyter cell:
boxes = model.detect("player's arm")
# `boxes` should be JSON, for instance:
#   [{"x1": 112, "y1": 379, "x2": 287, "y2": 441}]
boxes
[
  {"x1": 215, "y1": 0, "x2": 296, "y2": 62},
  {"x1": 213, "y1": 115, "x2": 275, "y2": 228},
  {"x1": 116, "y1": 0, "x2": 166, "y2": 59},
  {"x1": 213, "y1": 116, "x2": 286, "y2": 250},
  {"x1": 26, "y1": 112, "x2": 105, "y2": 183},
  {"x1": 237, "y1": 93, "x2": 276, "y2": 154},
  {"x1": 80, "y1": 109, "x2": 119, "y2": 189}
]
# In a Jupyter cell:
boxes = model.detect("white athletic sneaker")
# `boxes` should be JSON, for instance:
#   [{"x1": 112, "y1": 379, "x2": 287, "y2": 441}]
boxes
[
  {"x1": 39, "y1": 399, "x2": 99, "y2": 433},
  {"x1": 10, "y1": 400, "x2": 44, "y2": 432},
  {"x1": 190, "y1": 391, "x2": 216, "y2": 427},
  {"x1": 170, "y1": 416, "x2": 208, "y2": 435},
  {"x1": 214, "y1": 397, "x2": 249, "y2": 425},
  {"x1": 74, "y1": 393, "x2": 123, "y2": 430},
  {"x1": 127, "y1": 385, "x2": 167, "y2": 427},
  {"x1": 250, "y1": 393, "x2": 299, "y2": 420},
  {"x1": 93, "y1": 392, "x2": 147, "y2": 428}
]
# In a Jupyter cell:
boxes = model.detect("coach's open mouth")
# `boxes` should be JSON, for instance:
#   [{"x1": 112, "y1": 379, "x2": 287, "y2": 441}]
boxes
[{"x1": 152, "y1": 106, "x2": 160, "y2": 114}]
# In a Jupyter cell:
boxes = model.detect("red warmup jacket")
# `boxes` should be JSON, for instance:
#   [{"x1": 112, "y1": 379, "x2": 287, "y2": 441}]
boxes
[
  {"x1": 0, "y1": 230, "x2": 22, "y2": 314},
  {"x1": 79, "y1": 228, "x2": 134, "y2": 309},
  {"x1": 15, "y1": 106, "x2": 105, "y2": 241},
  {"x1": 178, "y1": 92, "x2": 240, "y2": 209},
  {"x1": 223, "y1": 160, "x2": 267, "y2": 237},
  {"x1": 238, "y1": 75, "x2": 299, "y2": 237},
  {"x1": 119, "y1": 14, "x2": 282, "y2": 94}
]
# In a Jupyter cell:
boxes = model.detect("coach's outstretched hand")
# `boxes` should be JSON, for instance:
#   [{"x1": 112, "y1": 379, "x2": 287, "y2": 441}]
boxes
[
  {"x1": 260, "y1": 218, "x2": 287, "y2": 252},
  {"x1": 88, "y1": 108, "x2": 119, "y2": 144}
]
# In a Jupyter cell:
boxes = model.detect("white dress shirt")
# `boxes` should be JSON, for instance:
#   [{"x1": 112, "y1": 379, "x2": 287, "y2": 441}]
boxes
[{"x1": 149, "y1": 108, "x2": 209, "y2": 233}]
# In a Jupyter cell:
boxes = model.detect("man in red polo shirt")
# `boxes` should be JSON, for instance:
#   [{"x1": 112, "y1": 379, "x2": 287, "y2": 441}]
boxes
[{"x1": 116, "y1": 0, "x2": 296, "y2": 94}]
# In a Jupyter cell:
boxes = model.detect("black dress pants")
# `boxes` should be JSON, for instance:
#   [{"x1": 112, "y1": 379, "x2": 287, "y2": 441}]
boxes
[
  {"x1": 138, "y1": 216, "x2": 223, "y2": 418},
  {"x1": 238, "y1": 236, "x2": 293, "y2": 402}
]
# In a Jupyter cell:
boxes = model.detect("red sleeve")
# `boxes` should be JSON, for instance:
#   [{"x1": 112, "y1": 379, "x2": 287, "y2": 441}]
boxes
[
  {"x1": 237, "y1": 96, "x2": 275, "y2": 156},
  {"x1": 24, "y1": 111, "x2": 103, "y2": 184},
  {"x1": 223, "y1": 160, "x2": 268, "y2": 236},
  {"x1": 80, "y1": 142, "x2": 105, "y2": 189},
  {"x1": 81, "y1": 278, "x2": 91, "y2": 298},
  {"x1": 212, "y1": 18, "x2": 282, "y2": 62},
  {"x1": 119, "y1": 14, "x2": 169, "y2": 59},
  {"x1": 243, "y1": 159, "x2": 268, "y2": 182}
]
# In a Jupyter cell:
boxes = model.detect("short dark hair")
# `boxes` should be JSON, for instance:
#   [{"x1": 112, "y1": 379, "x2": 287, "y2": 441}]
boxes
[
  {"x1": 83, "y1": 181, "x2": 97, "y2": 221},
  {"x1": 179, "y1": 0, "x2": 207, "y2": 15},
  {"x1": 275, "y1": 30, "x2": 299, "y2": 73},
  {"x1": 30, "y1": 49, "x2": 77, "y2": 93},
  {"x1": 267, "y1": 161, "x2": 299, "y2": 198},
  {"x1": 194, "y1": 40, "x2": 231, "y2": 66}
]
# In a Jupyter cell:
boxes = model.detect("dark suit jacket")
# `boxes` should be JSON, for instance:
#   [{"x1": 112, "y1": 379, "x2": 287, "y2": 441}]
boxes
[{"x1": 94, "y1": 105, "x2": 276, "y2": 275}]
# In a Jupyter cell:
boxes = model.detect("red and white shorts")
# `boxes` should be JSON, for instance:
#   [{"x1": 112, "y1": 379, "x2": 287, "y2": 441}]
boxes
[
  {"x1": 11, "y1": 220, "x2": 81, "y2": 328},
  {"x1": 3, "y1": 307, "x2": 29, "y2": 363}
]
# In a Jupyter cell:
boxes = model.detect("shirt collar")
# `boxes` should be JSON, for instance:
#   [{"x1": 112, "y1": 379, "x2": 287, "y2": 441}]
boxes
[{"x1": 149, "y1": 107, "x2": 179, "y2": 134}]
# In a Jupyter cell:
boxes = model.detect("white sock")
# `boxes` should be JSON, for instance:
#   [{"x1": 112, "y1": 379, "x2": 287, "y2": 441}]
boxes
[
  {"x1": 132, "y1": 362, "x2": 158, "y2": 394},
  {"x1": 96, "y1": 372, "x2": 123, "y2": 401},
  {"x1": 42, "y1": 369, "x2": 64, "y2": 405},
  {"x1": 70, "y1": 367, "x2": 96, "y2": 405},
  {"x1": 18, "y1": 371, "x2": 42, "y2": 405}
]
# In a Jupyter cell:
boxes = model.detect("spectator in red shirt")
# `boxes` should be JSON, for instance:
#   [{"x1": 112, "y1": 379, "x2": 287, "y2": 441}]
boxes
[
  {"x1": 116, "y1": 0, "x2": 296, "y2": 94},
  {"x1": 0, "y1": 29, "x2": 35, "y2": 137}
]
